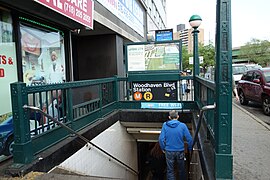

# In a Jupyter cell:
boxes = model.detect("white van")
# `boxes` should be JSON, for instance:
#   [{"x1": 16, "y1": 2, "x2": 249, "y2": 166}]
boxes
[{"x1": 232, "y1": 64, "x2": 262, "y2": 84}]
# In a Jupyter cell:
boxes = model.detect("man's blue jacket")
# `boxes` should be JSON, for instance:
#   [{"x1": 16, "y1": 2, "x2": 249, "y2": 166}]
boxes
[{"x1": 159, "y1": 119, "x2": 193, "y2": 152}]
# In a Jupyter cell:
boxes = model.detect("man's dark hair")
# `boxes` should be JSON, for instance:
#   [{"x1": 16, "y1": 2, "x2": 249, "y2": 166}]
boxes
[{"x1": 169, "y1": 110, "x2": 178, "y2": 119}]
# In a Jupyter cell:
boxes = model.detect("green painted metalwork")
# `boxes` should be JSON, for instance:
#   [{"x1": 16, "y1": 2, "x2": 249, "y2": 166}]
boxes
[
  {"x1": 193, "y1": 31, "x2": 200, "y2": 77},
  {"x1": 128, "y1": 72, "x2": 181, "y2": 82},
  {"x1": 10, "y1": 74, "x2": 232, "y2": 179},
  {"x1": 31, "y1": 125, "x2": 70, "y2": 154},
  {"x1": 215, "y1": 0, "x2": 233, "y2": 179},
  {"x1": 10, "y1": 78, "x2": 119, "y2": 164},
  {"x1": 10, "y1": 82, "x2": 33, "y2": 164},
  {"x1": 207, "y1": 88, "x2": 215, "y2": 134},
  {"x1": 67, "y1": 88, "x2": 74, "y2": 129},
  {"x1": 192, "y1": 30, "x2": 200, "y2": 103},
  {"x1": 216, "y1": 153, "x2": 233, "y2": 179},
  {"x1": 10, "y1": 2, "x2": 234, "y2": 176},
  {"x1": 189, "y1": 14, "x2": 202, "y2": 104}
]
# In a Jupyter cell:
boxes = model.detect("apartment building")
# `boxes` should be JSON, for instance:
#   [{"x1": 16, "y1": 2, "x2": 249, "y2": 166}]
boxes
[
  {"x1": 141, "y1": 0, "x2": 167, "y2": 39},
  {"x1": 173, "y1": 24, "x2": 204, "y2": 53}
]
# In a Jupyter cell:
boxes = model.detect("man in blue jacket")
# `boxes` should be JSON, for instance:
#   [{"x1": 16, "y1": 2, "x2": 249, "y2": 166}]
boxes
[{"x1": 159, "y1": 110, "x2": 193, "y2": 180}]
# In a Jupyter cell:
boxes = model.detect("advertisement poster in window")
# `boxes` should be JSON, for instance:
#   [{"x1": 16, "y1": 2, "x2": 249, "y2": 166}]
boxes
[
  {"x1": 21, "y1": 29, "x2": 41, "y2": 56},
  {"x1": 0, "y1": 43, "x2": 17, "y2": 119},
  {"x1": 21, "y1": 24, "x2": 66, "y2": 86},
  {"x1": 0, "y1": 10, "x2": 16, "y2": 123}
]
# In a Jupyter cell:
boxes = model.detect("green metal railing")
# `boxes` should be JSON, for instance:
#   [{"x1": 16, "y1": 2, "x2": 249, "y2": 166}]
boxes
[
  {"x1": 22, "y1": 105, "x2": 139, "y2": 175},
  {"x1": 10, "y1": 77, "x2": 118, "y2": 164},
  {"x1": 10, "y1": 73, "x2": 232, "y2": 179}
]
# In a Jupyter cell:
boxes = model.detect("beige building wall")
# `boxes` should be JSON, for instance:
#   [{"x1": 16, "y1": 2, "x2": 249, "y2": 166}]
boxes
[
  {"x1": 58, "y1": 121, "x2": 138, "y2": 179},
  {"x1": 173, "y1": 28, "x2": 204, "y2": 54}
]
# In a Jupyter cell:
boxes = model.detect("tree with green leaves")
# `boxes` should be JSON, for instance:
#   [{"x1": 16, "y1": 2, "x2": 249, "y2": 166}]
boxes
[
  {"x1": 181, "y1": 46, "x2": 192, "y2": 71},
  {"x1": 239, "y1": 38, "x2": 270, "y2": 67},
  {"x1": 181, "y1": 43, "x2": 215, "y2": 73},
  {"x1": 198, "y1": 43, "x2": 215, "y2": 73}
]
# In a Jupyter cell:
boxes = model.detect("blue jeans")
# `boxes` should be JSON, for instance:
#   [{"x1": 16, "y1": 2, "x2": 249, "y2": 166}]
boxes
[
  {"x1": 165, "y1": 151, "x2": 186, "y2": 180},
  {"x1": 181, "y1": 84, "x2": 187, "y2": 95}
]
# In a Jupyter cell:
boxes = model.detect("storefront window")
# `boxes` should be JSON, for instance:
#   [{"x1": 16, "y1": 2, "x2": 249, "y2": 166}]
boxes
[
  {"x1": 0, "y1": 8, "x2": 17, "y2": 121},
  {"x1": 20, "y1": 23, "x2": 66, "y2": 86},
  {"x1": 0, "y1": 9, "x2": 13, "y2": 43}
]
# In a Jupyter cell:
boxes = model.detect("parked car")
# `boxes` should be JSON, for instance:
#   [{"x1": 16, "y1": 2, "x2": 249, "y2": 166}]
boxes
[
  {"x1": 0, "y1": 113, "x2": 42, "y2": 156},
  {"x1": 0, "y1": 116, "x2": 14, "y2": 156},
  {"x1": 233, "y1": 64, "x2": 262, "y2": 84},
  {"x1": 245, "y1": 64, "x2": 262, "y2": 71},
  {"x1": 0, "y1": 111, "x2": 63, "y2": 156},
  {"x1": 237, "y1": 67, "x2": 270, "y2": 116}
]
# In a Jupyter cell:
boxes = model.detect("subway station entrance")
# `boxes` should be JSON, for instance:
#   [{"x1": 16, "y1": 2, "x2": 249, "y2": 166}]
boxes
[{"x1": 1, "y1": 0, "x2": 233, "y2": 179}]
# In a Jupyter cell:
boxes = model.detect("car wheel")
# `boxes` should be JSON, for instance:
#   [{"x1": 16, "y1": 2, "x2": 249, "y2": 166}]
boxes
[
  {"x1": 3, "y1": 137, "x2": 14, "y2": 156},
  {"x1": 239, "y1": 90, "x2": 248, "y2": 105},
  {"x1": 262, "y1": 96, "x2": 270, "y2": 116}
]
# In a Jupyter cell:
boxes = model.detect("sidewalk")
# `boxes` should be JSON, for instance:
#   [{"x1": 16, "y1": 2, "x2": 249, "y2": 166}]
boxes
[
  {"x1": 1, "y1": 103, "x2": 269, "y2": 180},
  {"x1": 233, "y1": 102, "x2": 270, "y2": 180}
]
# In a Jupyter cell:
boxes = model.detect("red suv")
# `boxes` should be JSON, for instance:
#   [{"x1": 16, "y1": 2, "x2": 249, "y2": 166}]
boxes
[{"x1": 237, "y1": 67, "x2": 270, "y2": 116}]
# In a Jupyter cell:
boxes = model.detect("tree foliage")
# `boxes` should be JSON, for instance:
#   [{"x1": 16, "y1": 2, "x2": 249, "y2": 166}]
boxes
[
  {"x1": 239, "y1": 38, "x2": 270, "y2": 67},
  {"x1": 181, "y1": 46, "x2": 192, "y2": 71},
  {"x1": 198, "y1": 43, "x2": 215, "y2": 73},
  {"x1": 182, "y1": 43, "x2": 216, "y2": 73}
]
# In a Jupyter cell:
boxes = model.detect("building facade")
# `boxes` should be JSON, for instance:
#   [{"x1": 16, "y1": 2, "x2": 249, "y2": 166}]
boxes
[
  {"x1": 173, "y1": 25, "x2": 204, "y2": 54},
  {"x1": 141, "y1": 0, "x2": 167, "y2": 38},
  {"x1": 0, "y1": 0, "x2": 167, "y2": 123}
]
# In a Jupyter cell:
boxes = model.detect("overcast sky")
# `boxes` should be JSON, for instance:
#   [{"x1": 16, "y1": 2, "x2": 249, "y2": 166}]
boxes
[{"x1": 166, "y1": 0, "x2": 270, "y2": 47}]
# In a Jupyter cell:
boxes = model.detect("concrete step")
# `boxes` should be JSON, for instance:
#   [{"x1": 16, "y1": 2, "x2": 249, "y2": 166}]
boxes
[{"x1": 35, "y1": 173, "x2": 120, "y2": 180}]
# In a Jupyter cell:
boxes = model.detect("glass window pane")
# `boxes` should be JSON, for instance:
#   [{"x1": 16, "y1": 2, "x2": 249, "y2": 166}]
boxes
[
  {"x1": 0, "y1": 8, "x2": 17, "y2": 120},
  {"x1": 0, "y1": 9, "x2": 13, "y2": 43},
  {"x1": 20, "y1": 23, "x2": 66, "y2": 86}
]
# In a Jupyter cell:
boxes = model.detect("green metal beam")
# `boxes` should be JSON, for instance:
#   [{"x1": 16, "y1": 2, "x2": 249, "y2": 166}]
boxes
[
  {"x1": 11, "y1": 82, "x2": 33, "y2": 164},
  {"x1": 215, "y1": 0, "x2": 233, "y2": 179}
]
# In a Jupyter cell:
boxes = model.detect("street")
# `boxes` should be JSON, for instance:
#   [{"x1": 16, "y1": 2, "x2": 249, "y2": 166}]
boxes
[{"x1": 233, "y1": 99, "x2": 270, "y2": 125}]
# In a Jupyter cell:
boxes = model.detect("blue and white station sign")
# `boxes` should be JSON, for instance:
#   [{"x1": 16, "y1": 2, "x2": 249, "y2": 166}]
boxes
[{"x1": 141, "y1": 102, "x2": 183, "y2": 109}]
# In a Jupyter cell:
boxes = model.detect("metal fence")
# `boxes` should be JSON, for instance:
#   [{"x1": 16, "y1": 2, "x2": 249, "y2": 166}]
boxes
[{"x1": 10, "y1": 75, "x2": 216, "y2": 167}]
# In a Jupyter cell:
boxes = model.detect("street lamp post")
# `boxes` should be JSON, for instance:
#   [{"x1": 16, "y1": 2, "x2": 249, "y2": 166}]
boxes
[{"x1": 189, "y1": 15, "x2": 202, "y2": 101}]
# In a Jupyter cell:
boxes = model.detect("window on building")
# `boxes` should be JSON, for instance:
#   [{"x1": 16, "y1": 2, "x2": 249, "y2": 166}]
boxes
[
  {"x1": 0, "y1": 9, "x2": 13, "y2": 43},
  {"x1": 20, "y1": 22, "x2": 66, "y2": 86},
  {"x1": 0, "y1": 8, "x2": 17, "y2": 120}
]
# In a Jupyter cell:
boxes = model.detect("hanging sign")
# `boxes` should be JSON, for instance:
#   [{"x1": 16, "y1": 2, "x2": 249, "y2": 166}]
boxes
[
  {"x1": 132, "y1": 81, "x2": 178, "y2": 101},
  {"x1": 141, "y1": 102, "x2": 182, "y2": 109},
  {"x1": 155, "y1": 29, "x2": 173, "y2": 42},
  {"x1": 34, "y1": 0, "x2": 94, "y2": 29}
]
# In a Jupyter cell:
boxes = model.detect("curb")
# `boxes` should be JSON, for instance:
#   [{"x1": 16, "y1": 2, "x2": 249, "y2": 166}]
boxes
[{"x1": 233, "y1": 102, "x2": 270, "y2": 131}]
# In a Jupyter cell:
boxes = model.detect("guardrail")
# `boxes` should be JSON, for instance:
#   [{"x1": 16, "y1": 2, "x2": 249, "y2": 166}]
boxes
[
  {"x1": 188, "y1": 103, "x2": 216, "y2": 175},
  {"x1": 11, "y1": 77, "x2": 119, "y2": 164},
  {"x1": 23, "y1": 105, "x2": 138, "y2": 175},
  {"x1": 10, "y1": 74, "x2": 219, "y2": 173}
]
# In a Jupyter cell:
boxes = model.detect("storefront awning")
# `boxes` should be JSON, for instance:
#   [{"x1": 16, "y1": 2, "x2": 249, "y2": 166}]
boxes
[{"x1": 0, "y1": 0, "x2": 93, "y2": 30}]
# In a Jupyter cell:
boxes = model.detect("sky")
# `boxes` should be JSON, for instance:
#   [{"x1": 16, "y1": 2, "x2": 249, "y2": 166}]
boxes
[{"x1": 166, "y1": 0, "x2": 270, "y2": 47}]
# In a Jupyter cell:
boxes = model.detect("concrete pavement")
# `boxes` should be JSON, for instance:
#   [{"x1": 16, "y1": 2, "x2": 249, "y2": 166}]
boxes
[
  {"x1": 233, "y1": 102, "x2": 270, "y2": 180},
  {"x1": 29, "y1": 103, "x2": 270, "y2": 180},
  {"x1": 1, "y1": 102, "x2": 270, "y2": 180},
  {"x1": 32, "y1": 103, "x2": 270, "y2": 180}
]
